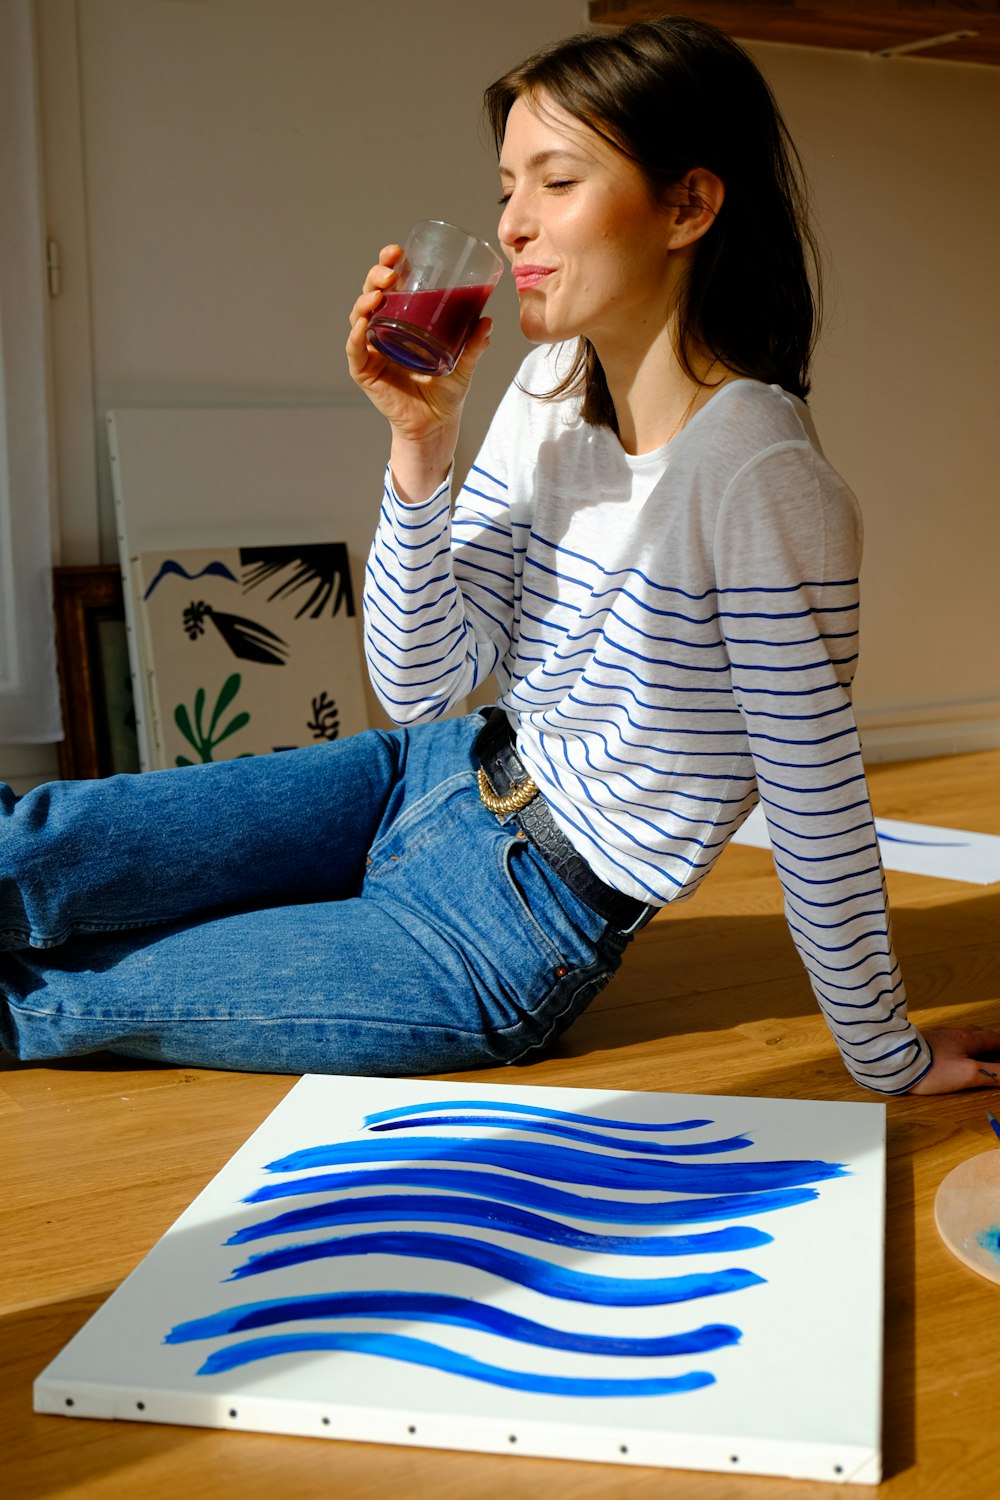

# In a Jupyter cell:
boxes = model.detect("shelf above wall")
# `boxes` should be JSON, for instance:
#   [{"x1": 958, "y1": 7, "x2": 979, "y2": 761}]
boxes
[{"x1": 587, "y1": 2, "x2": 1000, "y2": 66}]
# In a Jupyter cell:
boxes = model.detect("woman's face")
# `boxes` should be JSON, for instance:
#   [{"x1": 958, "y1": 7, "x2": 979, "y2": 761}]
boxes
[{"x1": 497, "y1": 92, "x2": 679, "y2": 353}]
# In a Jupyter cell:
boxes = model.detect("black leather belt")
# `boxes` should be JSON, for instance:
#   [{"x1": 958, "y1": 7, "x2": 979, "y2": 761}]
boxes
[{"x1": 474, "y1": 708, "x2": 653, "y2": 933}]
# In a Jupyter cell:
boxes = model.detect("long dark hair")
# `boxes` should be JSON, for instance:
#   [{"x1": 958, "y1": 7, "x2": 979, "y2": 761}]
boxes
[{"x1": 484, "y1": 16, "x2": 821, "y2": 427}]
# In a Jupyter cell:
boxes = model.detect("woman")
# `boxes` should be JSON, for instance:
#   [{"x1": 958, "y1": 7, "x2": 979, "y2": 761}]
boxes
[{"x1": 1, "y1": 17, "x2": 995, "y2": 1091}]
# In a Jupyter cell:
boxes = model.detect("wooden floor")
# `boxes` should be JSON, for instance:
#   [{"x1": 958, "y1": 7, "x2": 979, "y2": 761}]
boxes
[{"x1": 4, "y1": 749, "x2": 999, "y2": 1500}]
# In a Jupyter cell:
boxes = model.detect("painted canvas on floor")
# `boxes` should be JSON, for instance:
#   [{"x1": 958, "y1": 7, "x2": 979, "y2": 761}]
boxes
[
  {"x1": 133, "y1": 544, "x2": 367, "y2": 768},
  {"x1": 34, "y1": 1076, "x2": 886, "y2": 1485}
]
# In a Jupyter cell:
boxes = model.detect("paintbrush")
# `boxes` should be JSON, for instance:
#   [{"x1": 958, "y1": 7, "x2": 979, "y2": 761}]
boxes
[{"x1": 986, "y1": 1110, "x2": 1000, "y2": 1146}]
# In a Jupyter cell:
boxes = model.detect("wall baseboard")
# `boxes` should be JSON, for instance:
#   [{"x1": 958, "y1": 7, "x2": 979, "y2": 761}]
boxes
[
  {"x1": 0, "y1": 741, "x2": 61, "y2": 794},
  {"x1": 856, "y1": 699, "x2": 1000, "y2": 764},
  {"x1": 3, "y1": 703, "x2": 998, "y2": 792}
]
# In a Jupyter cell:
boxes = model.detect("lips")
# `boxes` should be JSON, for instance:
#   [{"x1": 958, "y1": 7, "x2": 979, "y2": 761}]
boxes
[{"x1": 513, "y1": 265, "x2": 554, "y2": 291}]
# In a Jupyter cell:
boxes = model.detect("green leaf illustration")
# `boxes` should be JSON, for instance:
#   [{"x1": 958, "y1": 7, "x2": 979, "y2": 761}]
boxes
[{"x1": 172, "y1": 676, "x2": 251, "y2": 763}]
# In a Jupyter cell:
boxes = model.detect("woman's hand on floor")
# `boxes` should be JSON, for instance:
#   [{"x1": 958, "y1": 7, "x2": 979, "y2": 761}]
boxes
[{"x1": 907, "y1": 1025, "x2": 1000, "y2": 1094}]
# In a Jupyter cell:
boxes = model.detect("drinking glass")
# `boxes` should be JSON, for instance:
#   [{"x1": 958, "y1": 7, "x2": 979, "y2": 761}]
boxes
[{"x1": 367, "y1": 220, "x2": 504, "y2": 376}]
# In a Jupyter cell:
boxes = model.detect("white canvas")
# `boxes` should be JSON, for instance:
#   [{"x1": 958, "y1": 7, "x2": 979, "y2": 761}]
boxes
[
  {"x1": 732, "y1": 802, "x2": 1000, "y2": 885},
  {"x1": 34, "y1": 1076, "x2": 886, "y2": 1485}
]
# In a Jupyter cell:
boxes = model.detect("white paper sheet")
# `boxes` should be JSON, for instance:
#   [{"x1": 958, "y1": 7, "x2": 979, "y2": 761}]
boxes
[{"x1": 732, "y1": 804, "x2": 1000, "y2": 884}]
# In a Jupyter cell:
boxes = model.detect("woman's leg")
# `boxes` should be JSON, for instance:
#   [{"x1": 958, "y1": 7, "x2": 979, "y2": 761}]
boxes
[
  {"x1": 0, "y1": 729, "x2": 403, "y2": 951},
  {"x1": 0, "y1": 714, "x2": 631, "y2": 1072}
]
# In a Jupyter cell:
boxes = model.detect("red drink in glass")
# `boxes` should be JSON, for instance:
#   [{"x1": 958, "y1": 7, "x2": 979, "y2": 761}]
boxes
[
  {"x1": 366, "y1": 221, "x2": 504, "y2": 376},
  {"x1": 368, "y1": 284, "x2": 497, "y2": 375}
]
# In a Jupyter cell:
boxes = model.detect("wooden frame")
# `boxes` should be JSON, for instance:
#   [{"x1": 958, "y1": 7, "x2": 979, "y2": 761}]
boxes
[{"x1": 53, "y1": 564, "x2": 139, "y2": 779}]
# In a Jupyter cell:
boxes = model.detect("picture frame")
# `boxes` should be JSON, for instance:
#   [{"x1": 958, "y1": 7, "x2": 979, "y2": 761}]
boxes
[{"x1": 53, "y1": 564, "x2": 140, "y2": 779}]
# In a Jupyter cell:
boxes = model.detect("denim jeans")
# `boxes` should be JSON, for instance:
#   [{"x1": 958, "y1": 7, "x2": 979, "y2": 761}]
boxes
[{"x1": 0, "y1": 712, "x2": 636, "y2": 1074}]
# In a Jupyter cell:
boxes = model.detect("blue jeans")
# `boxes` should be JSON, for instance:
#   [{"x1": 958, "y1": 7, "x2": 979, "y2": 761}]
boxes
[{"x1": 0, "y1": 712, "x2": 635, "y2": 1074}]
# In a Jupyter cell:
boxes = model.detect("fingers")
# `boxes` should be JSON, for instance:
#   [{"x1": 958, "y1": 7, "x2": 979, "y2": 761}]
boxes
[
  {"x1": 449, "y1": 317, "x2": 494, "y2": 384},
  {"x1": 348, "y1": 246, "x2": 404, "y2": 328}
]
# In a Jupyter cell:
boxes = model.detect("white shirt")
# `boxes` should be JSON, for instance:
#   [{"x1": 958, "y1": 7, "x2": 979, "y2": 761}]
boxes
[{"x1": 364, "y1": 343, "x2": 930, "y2": 1094}]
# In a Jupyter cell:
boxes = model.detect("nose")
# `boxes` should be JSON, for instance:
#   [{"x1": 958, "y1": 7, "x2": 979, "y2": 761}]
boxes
[{"x1": 498, "y1": 191, "x2": 534, "y2": 258}]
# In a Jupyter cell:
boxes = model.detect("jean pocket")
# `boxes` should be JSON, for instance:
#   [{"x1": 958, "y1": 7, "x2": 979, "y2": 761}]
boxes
[{"x1": 498, "y1": 835, "x2": 607, "y2": 973}]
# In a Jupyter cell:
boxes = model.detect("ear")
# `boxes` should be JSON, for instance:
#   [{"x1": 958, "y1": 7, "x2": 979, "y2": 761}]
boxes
[{"x1": 664, "y1": 168, "x2": 725, "y2": 250}]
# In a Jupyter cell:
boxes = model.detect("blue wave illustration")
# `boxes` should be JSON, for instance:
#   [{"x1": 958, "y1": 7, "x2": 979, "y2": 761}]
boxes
[
  {"x1": 226, "y1": 1191, "x2": 773, "y2": 1255},
  {"x1": 245, "y1": 1165, "x2": 820, "y2": 1222},
  {"x1": 142, "y1": 558, "x2": 238, "y2": 598},
  {"x1": 364, "y1": 1099, "x2": 713, "y2": 1132},
  {"x1": 177, "y1": 1095, "x2": 845, "y2": 1400},
  {"x1": 166, "y1": 1291, "x2": 741, "y2": 1358},
  {"x1": 367, "y1": 1114, "x2": 754, "y2": 1157},
  {"x1": 227, "y1": 1228, "x2": 766, "y2": 1304},
  {"x1": 265, "y1": 1135, "x2": 846, "y2": 1194},
  {"x1": 190, "y1": 1330, "x2": 717, "y2": 1395}
]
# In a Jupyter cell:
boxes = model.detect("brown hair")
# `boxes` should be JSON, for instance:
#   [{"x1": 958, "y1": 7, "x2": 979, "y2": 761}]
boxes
[{"x1": 484, "y1": 16, "x2": 821, "y2": 429}]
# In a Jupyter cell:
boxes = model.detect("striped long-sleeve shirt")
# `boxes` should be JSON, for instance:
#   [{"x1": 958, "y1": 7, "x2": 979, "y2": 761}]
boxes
[{"x1": 364, "y1": 343, "x2": 931, "y2": 1094}]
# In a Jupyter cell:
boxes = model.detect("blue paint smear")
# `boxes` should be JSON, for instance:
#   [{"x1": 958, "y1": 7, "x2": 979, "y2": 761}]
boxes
[
  {"x1": 227, "y1": 1229, "x2": 766, "y2": 1305},
  {"x1": 165, "y1": 1291, "x2": 742, "y2": 1359},
  {"x1": 364, "y1": 1099, "x2": 712, "y2": 1132},
  {"x1": 975, "y1": 1224, "x2": 1000, "y2": 1263},
  {"x1": 191, "y1": 1329, "x2": 717, "y2": 1395},
  {"x1": 226, "y1": 1192, "x2": 773, "y2": 1255},
  {"x1": 367, "y1": 1115, "x2": 753, "y2": 1157},
  {"x1": 265, "y1": 1136, "x2": 846, "y2": 1196},
  {"x1": 245, "y1": 1166, "x2": 820, "y2": 1223}
]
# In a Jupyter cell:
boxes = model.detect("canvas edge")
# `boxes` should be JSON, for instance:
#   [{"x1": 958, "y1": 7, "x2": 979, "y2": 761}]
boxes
[{"x1": 31, "y1": 1378, "x2": 879, "y2": 1484}]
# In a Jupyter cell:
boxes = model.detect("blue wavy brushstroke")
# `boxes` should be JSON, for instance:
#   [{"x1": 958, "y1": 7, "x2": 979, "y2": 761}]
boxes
[
  {"x1": 367, "y1": 1115, "x2": 753, "y2": 1157},
  {"x1": 265, "y1": 1136, "x2": 846, "y2": 1194},
  {"x1": 227, "y1": 1229, "x2": 766, "y2": 1304},
  {"x1": 166, "y1": 1291, "x2": 742, "y2": 1358},
  {"x1": 226, "y1": 1192, "x2": 773, "y2": 1254},
  {"x1": 191, "y1": 1330, "x2": 717, "y2": 1394},
  {"x1": 177, "y1": 1097, "x2": 848, "y2": 1398},
  {"x1": 364, "y1": 1100, "x2": 713, "y2": 1132},
  {"x1": 245, "y1": 1165, "x2": 820, "y2": 1222},
  {"x1": 142, "y1": 558, "x2": 238, "y2": 598},
  {"x1": 877, "y1": 830, "x2": 967, "y2": 848}
]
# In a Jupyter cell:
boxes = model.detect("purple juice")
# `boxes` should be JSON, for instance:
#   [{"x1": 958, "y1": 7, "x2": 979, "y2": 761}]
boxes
[{"x1": 368, "y1": 283, "x2": 495, "y2": 375}]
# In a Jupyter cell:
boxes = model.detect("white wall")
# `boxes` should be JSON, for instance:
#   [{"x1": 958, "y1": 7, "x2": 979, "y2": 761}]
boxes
[
  {"x1": 32, "y1": 1, "x2": 1000, "y2": 769},
  {"x1": 745, "y1": 40, "x2": 1000, "y2": 759},
  {"x1": 38, "y1": 0, "x2": 586, "y2": 563}
]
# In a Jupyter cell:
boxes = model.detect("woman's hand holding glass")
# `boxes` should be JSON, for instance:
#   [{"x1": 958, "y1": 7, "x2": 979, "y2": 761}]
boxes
[{"x1": 347, "y1": 245, "x2": 493, "y2": 503}]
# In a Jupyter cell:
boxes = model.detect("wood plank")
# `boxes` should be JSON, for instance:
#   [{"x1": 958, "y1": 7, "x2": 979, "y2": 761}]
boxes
[{"x1": 588, "y1": 2, "x2": 1000, "y2": 67}]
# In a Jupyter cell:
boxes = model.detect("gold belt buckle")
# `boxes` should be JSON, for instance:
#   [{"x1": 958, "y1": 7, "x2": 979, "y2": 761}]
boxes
[{"x1": 477, "y1": 764, "x2": 540, "y2": 817}]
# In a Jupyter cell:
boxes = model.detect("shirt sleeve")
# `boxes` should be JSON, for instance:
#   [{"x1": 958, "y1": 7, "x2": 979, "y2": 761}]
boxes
[
  {"x1": 713, "y1": 439, "x2": 932, "y2": 1094},
  {"x1": 362, "y1": 403, "x2": 518, "y2": 724}
]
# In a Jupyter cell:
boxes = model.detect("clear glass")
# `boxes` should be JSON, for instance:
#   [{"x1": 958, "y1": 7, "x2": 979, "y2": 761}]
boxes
[{"x1": 367, "y1": 220, "x2": 504, "y2": 376}]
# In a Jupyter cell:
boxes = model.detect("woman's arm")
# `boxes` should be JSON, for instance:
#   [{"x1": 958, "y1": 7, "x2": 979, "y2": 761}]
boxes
[
  {"x1": 346, "y1": 244, "x2": 494, "y2": 503},
  {"x1": 715, "y1": 441, "x2": 930, "y2": 1093},
  {"x1": 349, "y1": 245, "x2": 513, "y2": 720}
]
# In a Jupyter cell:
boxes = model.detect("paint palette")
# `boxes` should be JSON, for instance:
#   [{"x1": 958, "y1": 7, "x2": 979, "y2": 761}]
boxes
[
  {"x1": 934, "y1": 1151, "x2": 1000, "y2": 1285},
  {"x1": 35, "y1": 1076, "x2": 887, "y2": 1484}
]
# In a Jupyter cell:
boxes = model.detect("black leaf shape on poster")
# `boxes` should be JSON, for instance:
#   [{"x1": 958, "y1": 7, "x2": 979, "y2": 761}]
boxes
[
  {"x1": 308, "y1": 691, "x2": 340, "y2": 741},
  {"x1": 183, "y1": 601, "x2": 289, "y2": 666},
  {"x1": 239, "y1": 544, "x2": 356, "y2": 620}
]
